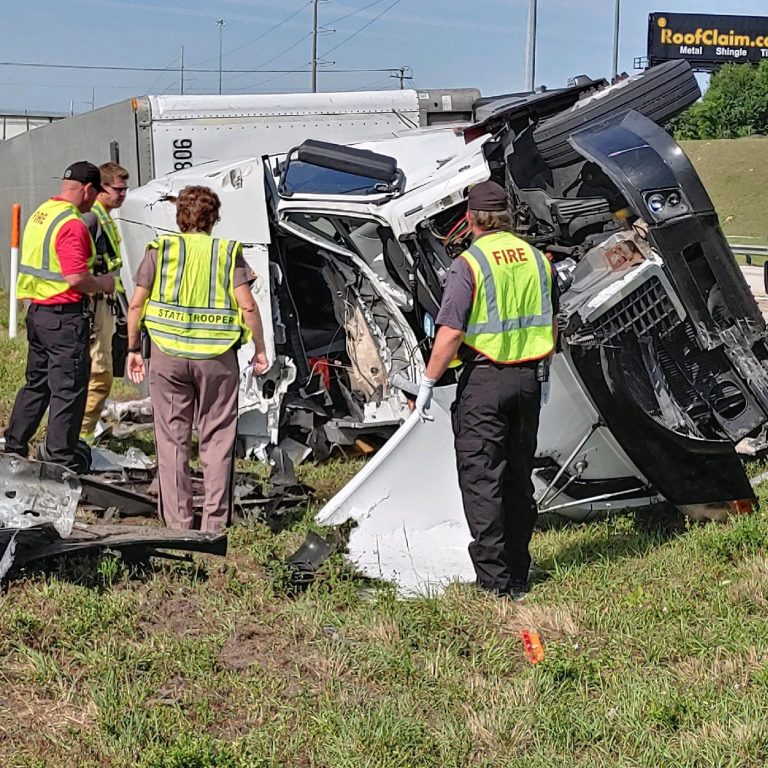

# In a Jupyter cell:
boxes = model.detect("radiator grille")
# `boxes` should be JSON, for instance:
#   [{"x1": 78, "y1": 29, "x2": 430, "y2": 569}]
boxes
[{"x1": 592, "y1": 276, "x2": 681, "y2": 343}]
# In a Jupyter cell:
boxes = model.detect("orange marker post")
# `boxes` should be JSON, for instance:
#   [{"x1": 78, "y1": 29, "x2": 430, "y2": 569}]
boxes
[{"x1": 9, "y1": 203, "x2": 20, "y2": 339}]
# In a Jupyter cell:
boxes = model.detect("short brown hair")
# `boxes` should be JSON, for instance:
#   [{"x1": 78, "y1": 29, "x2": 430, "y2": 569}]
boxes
[
  {"x1": 99, "y1": 162, "x2": 129, "y2": 186},
  {"x1": 470, "y1": 209, "x2": 512, "y2": 232},
  {"x1": 175, "y1": 186, "x2": 221, "y2": 233}
]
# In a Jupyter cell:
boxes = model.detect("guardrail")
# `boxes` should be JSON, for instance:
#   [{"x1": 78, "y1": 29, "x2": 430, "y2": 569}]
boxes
[{"x1": 728, "y1": 242, "x2": 768, "y2": 265}]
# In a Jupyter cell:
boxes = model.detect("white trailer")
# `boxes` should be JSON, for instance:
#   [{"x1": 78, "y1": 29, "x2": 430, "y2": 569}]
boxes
[{"x1": 0, "y1": 88, "x2": 478, "y2": 286}]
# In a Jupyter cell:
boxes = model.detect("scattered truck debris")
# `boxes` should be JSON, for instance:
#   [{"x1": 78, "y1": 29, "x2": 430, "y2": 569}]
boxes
[{"x1": 0, "y1": 454, "x2": 228, "y2": 581}]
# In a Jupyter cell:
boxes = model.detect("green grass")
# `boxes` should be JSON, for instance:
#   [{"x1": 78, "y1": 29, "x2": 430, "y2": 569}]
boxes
[
  {"x1": 5, "y1": 297, "x2": 768, "y2": 766},
  {"x1": 680, "y1": 136, "x2": 768, "y2": 245}
]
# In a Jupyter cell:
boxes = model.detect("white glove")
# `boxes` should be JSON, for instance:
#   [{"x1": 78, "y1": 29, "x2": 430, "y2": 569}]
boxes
[
  {"x1": 540, "y1": 381, "x2": 551, "y2": 407},
  {"x1": 415, "y1": 376, "x2": 437, "y2": 422}
]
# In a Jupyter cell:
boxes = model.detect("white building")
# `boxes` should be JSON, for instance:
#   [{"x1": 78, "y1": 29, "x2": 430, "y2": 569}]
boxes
[{"x1": 0, "y1": 110, "x2": 65, "y2": 140}]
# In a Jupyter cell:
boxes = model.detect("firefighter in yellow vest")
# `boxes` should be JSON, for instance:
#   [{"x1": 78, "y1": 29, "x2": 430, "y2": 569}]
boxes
[
  {"x1": 4, "y1": 162, "x2": 115, "y2": 472},
  {"x1": 80, "y1": 162, "x2": 130, "y2": 442},
  {"x1": 415, "y1": 181, "x2": 558, "y2": 600},
  {"x1": 125, "y1": 185, "x2": 268, "y2": 533}
]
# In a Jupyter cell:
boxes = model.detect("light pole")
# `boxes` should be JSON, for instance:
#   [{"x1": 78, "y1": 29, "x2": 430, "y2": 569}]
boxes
[
  {"x1": 216, "y1": 19, "x2": 226, "y2": 94},
  {"x1": 524, "y1": 0, "x2": 537, "y2": 92},
  {"x1": 311, "y1": 0, "x2": 318, "y2": 93},
  {"x1": 612, "y1": 0, "x2": 621, "y2": 79}
]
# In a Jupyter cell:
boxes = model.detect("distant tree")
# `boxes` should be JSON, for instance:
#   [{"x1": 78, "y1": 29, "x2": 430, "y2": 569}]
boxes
[{"x1": 671, "y1": 60, "x2": 768, "y2": 140}]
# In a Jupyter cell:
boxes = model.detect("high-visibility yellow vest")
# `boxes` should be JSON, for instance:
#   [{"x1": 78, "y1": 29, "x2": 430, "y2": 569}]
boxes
[
  {"x1": 460, "y1": 231, "x2": 554, "y2": 364},
  {"x1": 91, "y1": 200, "x2": 124, "y2": 293},
  {"x1": 142, "y1": 233, "x2": 249, "y2": 359},
  {"x1": 16, "y1": 199, "x2": 96, "y2": 301},
  {"x1": 91, "y1": 200, "x2": 122, "y2": 272}
]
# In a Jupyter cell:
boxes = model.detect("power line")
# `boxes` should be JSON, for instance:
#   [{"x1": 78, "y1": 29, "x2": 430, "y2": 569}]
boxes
[
  {"x1": 327, "y1": 0, "x2": 390, "y2": 26},
  {"x1": 190, "y1": 1, "x2": 313, "y2": 67},
  {"x1": 231, "y1": 61, "x2": 313, "y2": 92},
  {"x1": 227, "y1": 64, "x2": 406, "y2": 93},
  {"x1": 321, "y1": 0, "x2": 404, "y2": 58},
  {"x1": 0, "y1": 60, "x2": 309, "y2": 74}
]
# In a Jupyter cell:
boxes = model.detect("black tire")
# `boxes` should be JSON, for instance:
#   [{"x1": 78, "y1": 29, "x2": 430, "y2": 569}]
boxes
[{"x1": 533, "y1": 61, "x2": 700, "y2": 168}]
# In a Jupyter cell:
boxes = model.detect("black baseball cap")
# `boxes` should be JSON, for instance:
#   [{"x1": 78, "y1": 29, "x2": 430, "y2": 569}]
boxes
[
  {"x1": 467, "y1": 180, "x2": 507, "y2": 212},
  {"x1": 61, "y1": 161, "x2": 102, "y2": 191}
]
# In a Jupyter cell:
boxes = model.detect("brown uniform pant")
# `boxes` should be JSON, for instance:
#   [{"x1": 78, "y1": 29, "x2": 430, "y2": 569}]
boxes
[
  {"x1": 149, "y1": 343, "x2": 239, "y2": 533},
  {"x1": 82, "y1": 297, "x2": 115, "y2": 438}
]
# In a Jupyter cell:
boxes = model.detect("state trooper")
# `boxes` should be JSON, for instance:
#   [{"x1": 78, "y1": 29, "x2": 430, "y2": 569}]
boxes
[
  {"x1": 125, "y1": 185, "x2": 268, "y2": 533},
  {"x1": 4, "y1": 161, "x2": 115, "y2": 472},
  {"x1": 415, "y1": 180, "x2": 559, "y2": 600}
]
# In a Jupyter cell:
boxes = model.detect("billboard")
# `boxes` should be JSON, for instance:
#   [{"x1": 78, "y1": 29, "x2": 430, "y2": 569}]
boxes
[{"x1": 648, "y1": 12, "x2": 768, "y2": 71}]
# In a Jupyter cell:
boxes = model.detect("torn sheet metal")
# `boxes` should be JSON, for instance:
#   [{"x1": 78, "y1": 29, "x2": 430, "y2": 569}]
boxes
[
  {"x1": 101, "y1": 397, "x2": 154, "y2": 438},
  {"x1": 89, "y1": 447, "x2": 157, "y2": 473},
  {"x1": 0, "y1": 454, "x2": 80, "y2": 537},
  {"x1": 316, "y1": 388, "x2": 474, "y2": 595}
]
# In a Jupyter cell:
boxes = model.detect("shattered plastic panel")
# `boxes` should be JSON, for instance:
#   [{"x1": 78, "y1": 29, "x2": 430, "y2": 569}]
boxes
[
  {"x1": 237, "y1": 355, "x2": 298, "y2": 459},
  {"x1": 0, "y1": 454, "x2": 80, "y2": 537}
]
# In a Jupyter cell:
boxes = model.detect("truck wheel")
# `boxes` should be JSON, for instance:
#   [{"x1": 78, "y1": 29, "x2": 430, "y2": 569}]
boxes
[{"x1": 533, "y1": 61, "x2": 700, "y2": 168}]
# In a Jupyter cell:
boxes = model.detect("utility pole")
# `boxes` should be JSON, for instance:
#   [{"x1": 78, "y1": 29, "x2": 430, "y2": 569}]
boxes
[
  {"x1": 390, "y1": 66, "x2": 413, "y2": 90},
  {"x1": 311, "y1": 0, "x2": 319, "y2": 93},
  {"x1": 612, "y1": 0, "x2": 621, "y2": 80},
  {"x1": 180, "y1": 46, "x2": 185, "y2": 95},
  {"x1": 216, "y1": 19, "x2": 226, "y2": 94},
  {"x1": 91, "y1": 86, "x2": 96, "y2": 110},
  {"x1": 524, "y1": 0, "x2": 537, "y2": 92}
]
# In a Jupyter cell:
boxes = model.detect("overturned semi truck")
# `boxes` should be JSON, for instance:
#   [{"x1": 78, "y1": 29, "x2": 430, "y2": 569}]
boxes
[{"x1": 116, "y1": 61, "x2": 768, "y2": 592}]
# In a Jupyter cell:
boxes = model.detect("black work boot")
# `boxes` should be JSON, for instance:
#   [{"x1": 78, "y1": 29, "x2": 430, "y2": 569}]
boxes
[{"x1": 505, "y1": 580, "x2": 530, "y2": 602}]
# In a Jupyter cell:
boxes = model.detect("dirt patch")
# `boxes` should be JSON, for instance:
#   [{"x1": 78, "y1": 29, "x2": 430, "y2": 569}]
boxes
[
  {"x1": 141, "y1": 594, "x2": 211, "y2": 638},
  {"x1": 217, "y1": 621, "x2": 320, "y2": 680},
  {"x1": 0, "y1": 689, "x2": 96, "y2": 752}
]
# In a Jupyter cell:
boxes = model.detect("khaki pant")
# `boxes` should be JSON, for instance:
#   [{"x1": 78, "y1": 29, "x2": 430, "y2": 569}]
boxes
[
  {"x1": 81, "y1": 297, "x2": 115, "y2": 437},
  {"x1": 149, "y1": 343, "x2": 239, "y2": 533}
]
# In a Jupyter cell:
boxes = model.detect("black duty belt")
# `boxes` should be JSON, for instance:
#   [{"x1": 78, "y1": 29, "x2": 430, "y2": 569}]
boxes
[
  {"x1": 33, "y1": 301, "x2": 87, "y2": 314},
  {"x1": 466, "y1": 358, "x2": 538, "y2": 370}
]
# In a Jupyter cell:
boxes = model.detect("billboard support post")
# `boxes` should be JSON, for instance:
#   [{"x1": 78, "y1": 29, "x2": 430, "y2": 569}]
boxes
[{"x1": 525, "y1": 0, "x2": 537, "y2": 91}]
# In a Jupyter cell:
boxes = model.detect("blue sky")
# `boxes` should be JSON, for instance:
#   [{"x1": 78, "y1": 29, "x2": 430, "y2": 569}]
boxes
[{"x1": 2, "y1": 0, "x2": 767, "y2": 114}]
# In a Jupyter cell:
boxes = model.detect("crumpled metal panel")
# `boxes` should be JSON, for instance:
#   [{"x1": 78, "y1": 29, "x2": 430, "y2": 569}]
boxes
[{"x1": 0, "y1": 454, "x2": 80, "y2": 537}]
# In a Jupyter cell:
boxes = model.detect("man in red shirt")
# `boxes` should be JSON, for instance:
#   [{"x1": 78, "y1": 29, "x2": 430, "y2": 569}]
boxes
[{"x1": 4, "y1": 162, "x2": 115, "y2": 472}]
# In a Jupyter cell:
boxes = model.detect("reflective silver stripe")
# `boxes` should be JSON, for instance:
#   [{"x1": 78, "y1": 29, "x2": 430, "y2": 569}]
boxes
[
  {"x1": 147, "y1": 328, "x2": 235, "y2": 346},
  {"x1": 171, "y1": 236, "x2": 186, "y2": 303},
  {"x1": 209, "y1": 238, "x2": 220, "y2": 307},
  {"x1": 95, "y1": 205, "x2": 121, "y2": 267},
  {"x1": 41, "y1": 209, "x2": 75, "y2": 273},
  {"x1": 147, "y1": 299, "x2": 238, "y2": 318},
  {"x1": 223, "y1": 240, "x2": 235, "y2": 309},
  {"x1": 208, "y1": 239, "x2": 236, "y2": 308},
  {"x1": 465, "y1": 242, "x2": 553, "y2": 336},
  {"x1": 158, "y1": 238, "x2": 170, "y2": 299},
  {"x1": 19, "y1": 264, "x2": 64, "y2": 281}
]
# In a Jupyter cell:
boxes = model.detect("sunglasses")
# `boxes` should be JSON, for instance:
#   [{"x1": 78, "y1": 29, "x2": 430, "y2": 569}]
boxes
[{"x1": 105, "y1": 184, "x2": 129, "y2": 194}]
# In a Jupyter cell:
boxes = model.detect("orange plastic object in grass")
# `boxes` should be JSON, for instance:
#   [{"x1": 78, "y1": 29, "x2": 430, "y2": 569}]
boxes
[{"x1": 520, "y1": 629, "x2": 545, "y2": 664}]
